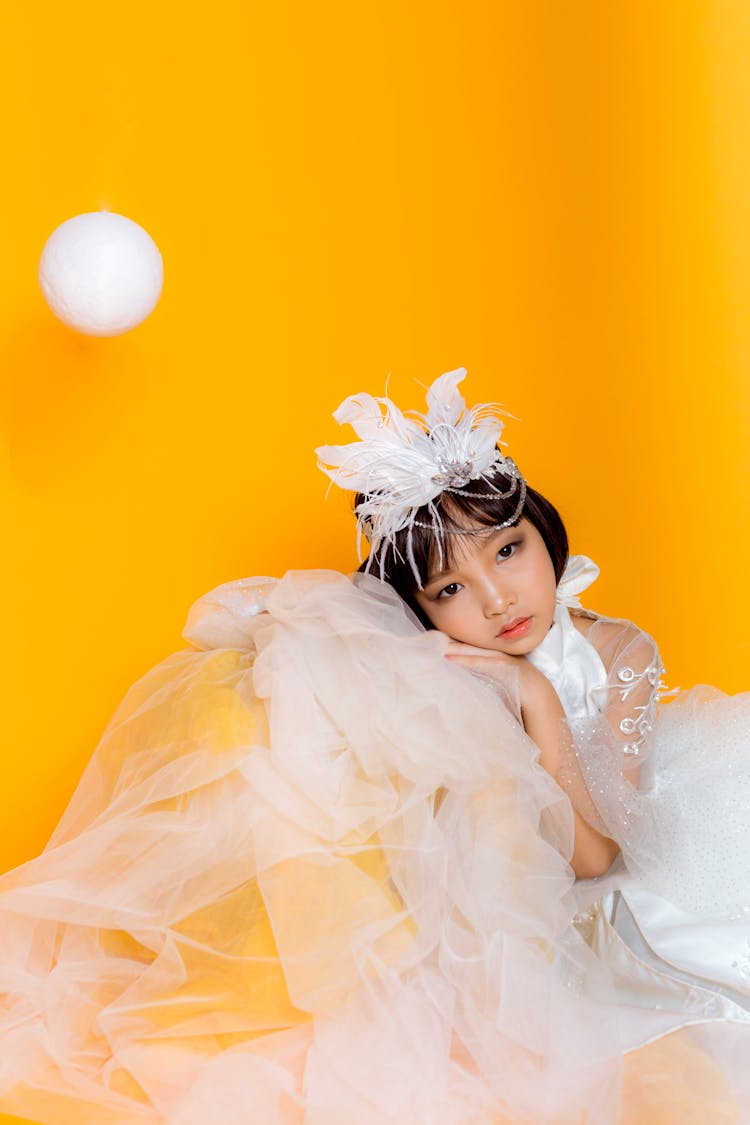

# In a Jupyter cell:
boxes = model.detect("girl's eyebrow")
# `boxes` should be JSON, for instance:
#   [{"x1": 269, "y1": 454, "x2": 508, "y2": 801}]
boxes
[{"x1": 422, "y1": 558, "x2": 458, "y2": 587}]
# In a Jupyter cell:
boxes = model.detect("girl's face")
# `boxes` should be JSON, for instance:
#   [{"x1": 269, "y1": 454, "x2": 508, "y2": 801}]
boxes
[{"x1": 413, "y1": 517, "x2": 558, "y2": 654}]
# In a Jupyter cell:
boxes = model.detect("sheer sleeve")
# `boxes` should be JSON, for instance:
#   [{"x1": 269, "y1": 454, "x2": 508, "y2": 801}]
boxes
[
  {"x1": 556, "y1": 615, "x2": 673, "y2": 876},
  {"x1": 584, "y1": 616, "x2": 667, "y2": 762}
]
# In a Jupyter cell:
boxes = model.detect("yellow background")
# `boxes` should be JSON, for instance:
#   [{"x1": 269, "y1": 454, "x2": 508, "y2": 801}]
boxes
[{"x1": 2, "y1": 0, "x2": 750, "y2": 927}]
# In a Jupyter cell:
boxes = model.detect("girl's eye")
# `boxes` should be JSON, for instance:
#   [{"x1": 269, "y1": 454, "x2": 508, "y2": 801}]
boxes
[
  {"x1": 497, "y1": 542, "x2": 519, "y2": 561},
  {"x1": 437, "y1": 582, "x2": 462, "y2": 600}
]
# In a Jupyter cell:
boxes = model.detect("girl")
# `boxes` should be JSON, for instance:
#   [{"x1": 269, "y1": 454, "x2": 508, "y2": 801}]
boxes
[
  {"x1": 0, "y1": 369, "x2": 748, "y2": 1125},
  {"x1": 321, "y1": 368, "x2": 750, "y2": 1023}
]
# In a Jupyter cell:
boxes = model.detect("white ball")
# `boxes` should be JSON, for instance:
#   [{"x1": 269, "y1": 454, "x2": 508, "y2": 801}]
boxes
[{"x1": 39, "y1": 211, "x2": 163, "y2": 337}]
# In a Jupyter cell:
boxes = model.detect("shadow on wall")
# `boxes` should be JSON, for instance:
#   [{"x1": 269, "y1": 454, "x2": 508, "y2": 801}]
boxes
[{"x1": 0, "y1": 313, "x2": 151, "y2": 490}]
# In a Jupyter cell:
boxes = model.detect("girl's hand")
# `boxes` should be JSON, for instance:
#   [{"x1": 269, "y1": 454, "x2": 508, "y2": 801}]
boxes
[
  {"x1": 444, "y1": 641, "x2": 557, "y2": 715},
  {"x1": 445, "y1": 640, "x2": 620, "y2": 879},
  {"x1": 444, "y1": 641, "x2": 562, "y2": 772},
  {"x1": 444, "y1": 639, "x2": 519, "y2": 667}
]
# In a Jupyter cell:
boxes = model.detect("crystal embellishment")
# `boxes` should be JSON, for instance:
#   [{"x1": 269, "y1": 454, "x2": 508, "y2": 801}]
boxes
[{"x1": 431, "y1": 458, "x2": 475, "y2": 488}]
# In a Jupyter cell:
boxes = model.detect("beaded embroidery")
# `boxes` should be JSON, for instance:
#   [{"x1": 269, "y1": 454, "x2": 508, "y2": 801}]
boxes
[{"x1": 615, "y1": 657, "x2": 672, "y2": 756}]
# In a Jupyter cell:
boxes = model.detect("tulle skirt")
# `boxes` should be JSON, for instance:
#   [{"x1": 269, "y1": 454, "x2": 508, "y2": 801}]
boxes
[{"x1": 1, "y1": 571, "x2": 749, "y2": 1124}]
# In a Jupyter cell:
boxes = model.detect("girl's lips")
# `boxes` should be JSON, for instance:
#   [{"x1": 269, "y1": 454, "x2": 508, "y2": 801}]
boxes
[{"x1": 498, "y1": 616, "x2": 532, "y2": 639}]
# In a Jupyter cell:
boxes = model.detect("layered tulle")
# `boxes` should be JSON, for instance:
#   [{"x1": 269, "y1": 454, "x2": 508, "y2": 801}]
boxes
[{"x1": 0, "y1": 571, "x2": 749, "y2": 1124}]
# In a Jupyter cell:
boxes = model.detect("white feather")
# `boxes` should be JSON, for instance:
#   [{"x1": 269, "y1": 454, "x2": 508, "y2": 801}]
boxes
[{"x1": 316, "y1": 370, "x2": 518, "y2": 570}]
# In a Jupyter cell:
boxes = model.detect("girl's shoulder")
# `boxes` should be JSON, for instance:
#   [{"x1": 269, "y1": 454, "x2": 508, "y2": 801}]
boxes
[{"x1": 569, "y1": 608, "x2": 660, "y2": 674}]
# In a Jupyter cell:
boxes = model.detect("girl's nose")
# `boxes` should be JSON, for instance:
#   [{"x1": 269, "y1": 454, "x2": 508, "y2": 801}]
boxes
[{"x1": 481, "y1": 581, "x2": 513, "y2": 618}]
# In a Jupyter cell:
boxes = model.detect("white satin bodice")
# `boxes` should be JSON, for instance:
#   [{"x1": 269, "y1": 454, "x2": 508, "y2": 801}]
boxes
[{"x1": 526, "y1": 603, "x2": 606, "y2": 722}]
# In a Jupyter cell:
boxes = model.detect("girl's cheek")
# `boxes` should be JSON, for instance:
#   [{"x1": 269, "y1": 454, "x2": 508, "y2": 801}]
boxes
[
  {"x1": 433, "y1": 603, "x2": 457, "y2": 628},
  {"x1": 423, "y1": 601, "x2": 444, "y2": 626}
]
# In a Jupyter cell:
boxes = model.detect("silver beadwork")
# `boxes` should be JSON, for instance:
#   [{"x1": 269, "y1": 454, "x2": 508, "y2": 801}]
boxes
[{"x1": 412, "y1": 476, "x2": 527, "y2": 535}]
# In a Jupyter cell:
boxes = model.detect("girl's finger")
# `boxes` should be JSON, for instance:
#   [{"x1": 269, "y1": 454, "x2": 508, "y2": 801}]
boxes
[
  {"x1": 445, "y1": 647, "x2": 516, "y2": 666},
  {"x1": 445, "y1": 640, "x2": 505, "y2": 657}
]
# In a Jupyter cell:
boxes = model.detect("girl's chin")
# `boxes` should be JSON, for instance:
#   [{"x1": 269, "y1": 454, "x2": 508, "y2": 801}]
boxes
[{"x1": 494, "y1": 637, "x2": 538, "y2": 655}]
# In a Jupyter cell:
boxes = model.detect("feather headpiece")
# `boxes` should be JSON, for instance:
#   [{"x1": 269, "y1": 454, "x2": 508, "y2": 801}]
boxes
[{"x1": 316, "y1": 368, "x2": 526, "y2": 584}]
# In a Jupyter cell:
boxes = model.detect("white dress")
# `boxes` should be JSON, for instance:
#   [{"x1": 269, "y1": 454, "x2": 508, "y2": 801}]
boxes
[
  {"x1": 527, "y1": 556, "x2": 750, "y2": 1040},
  {"x1": 1, "y1": 567, "x2": 750, "y2": 1124}
]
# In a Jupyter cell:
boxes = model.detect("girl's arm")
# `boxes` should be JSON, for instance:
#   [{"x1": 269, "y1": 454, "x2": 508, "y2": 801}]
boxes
[
  {"x1": 446, "y1": 644, "x2": 621, "y2": 879},
  {"x1": 554, "y1": 615, "x2": 668, "y2": 874},
  {"x1": 518, "y1": 662, "x2": 620, "y2": 879}
]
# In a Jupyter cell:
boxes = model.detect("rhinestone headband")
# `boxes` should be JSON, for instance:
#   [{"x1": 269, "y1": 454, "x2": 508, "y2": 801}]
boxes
[{"x1": 412, "y1": 466, "x2": 527, "y2": 533}]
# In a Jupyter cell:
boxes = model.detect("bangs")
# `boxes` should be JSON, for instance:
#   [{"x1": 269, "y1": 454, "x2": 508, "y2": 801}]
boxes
[{"x1": 410, "y1": 492, "x2": 522, "y2": 582}]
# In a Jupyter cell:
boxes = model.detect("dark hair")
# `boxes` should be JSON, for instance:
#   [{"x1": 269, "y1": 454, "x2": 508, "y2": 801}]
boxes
[{"x1": 356, "y1": 478, "x2": 568, "y2": 629}]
